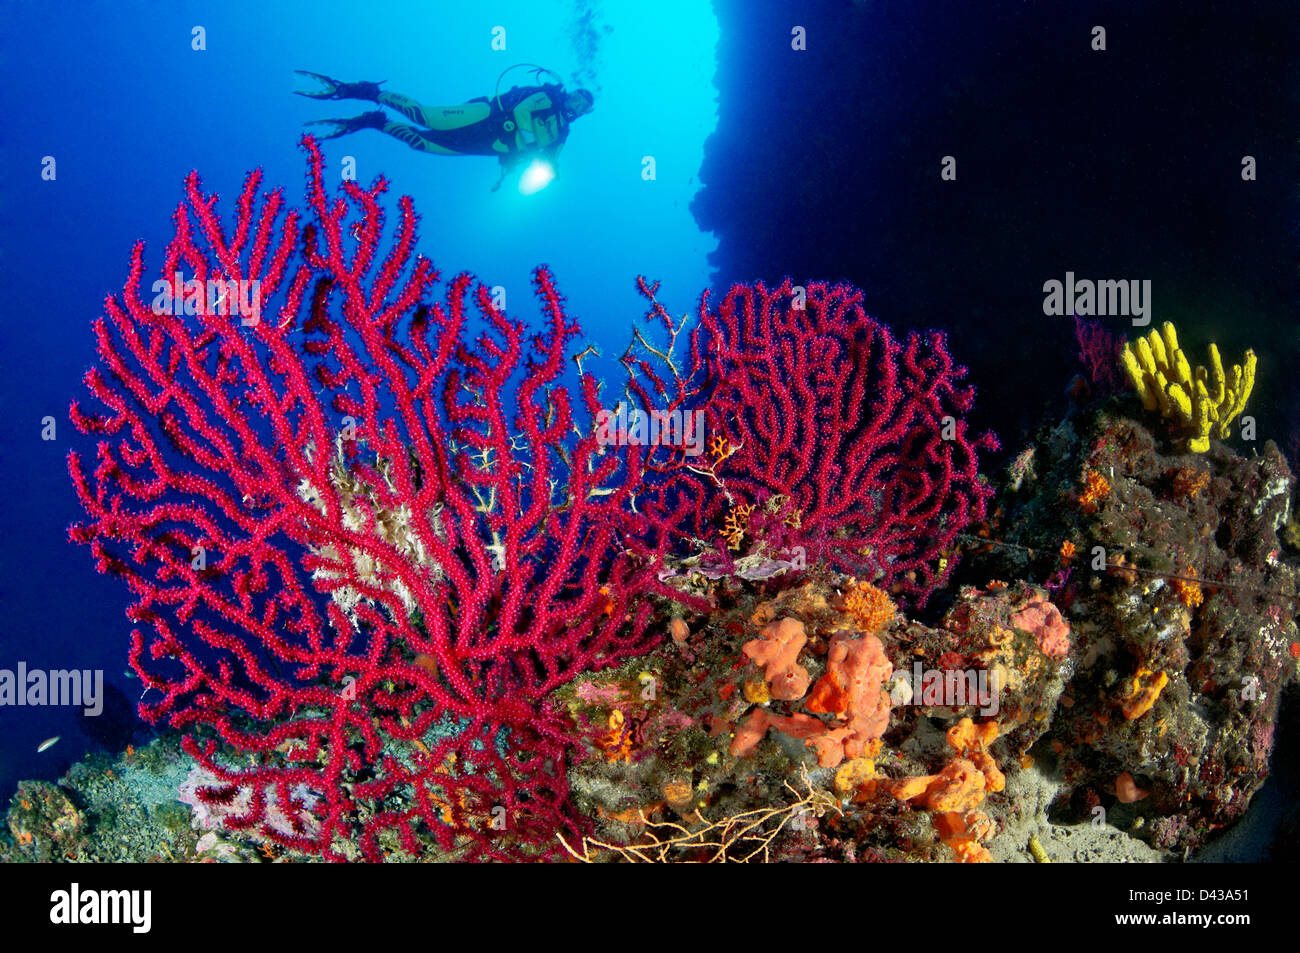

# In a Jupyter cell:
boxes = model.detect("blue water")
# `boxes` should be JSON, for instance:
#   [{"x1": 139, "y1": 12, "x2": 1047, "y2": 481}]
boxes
[{"x1": 0, "y1": 0, "x2": 719, "y2": 803}]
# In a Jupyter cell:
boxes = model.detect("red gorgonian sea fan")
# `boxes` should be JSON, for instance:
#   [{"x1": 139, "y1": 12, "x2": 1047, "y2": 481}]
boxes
[
  {"x1": 627, "y1": 278, "x2": 999, "y2": 605},
  {"x1": 67, "y1": 136, "x2": 657, "y2": 860},
  {"x1": 1073, "y1": 313, "x2": 1125, "y2": 398}
]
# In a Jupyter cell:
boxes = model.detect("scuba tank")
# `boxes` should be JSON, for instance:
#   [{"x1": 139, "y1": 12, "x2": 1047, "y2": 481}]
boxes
[
  {"x1": 492, "y1": 63, "x2": 564, "y2": 112},
  {"x1": 491, "y1": 64, "x2": 568, "y2": 147}
]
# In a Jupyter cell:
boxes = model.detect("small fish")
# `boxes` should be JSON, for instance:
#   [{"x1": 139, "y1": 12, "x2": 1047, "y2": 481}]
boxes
[{"x1": 36, "y1": 735, "x2": 60, "y2": 753}]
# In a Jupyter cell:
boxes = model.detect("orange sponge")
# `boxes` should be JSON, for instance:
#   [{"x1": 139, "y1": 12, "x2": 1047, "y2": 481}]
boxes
[{"x1": 742, "y1": 617, "x2": 811, "y2": 701}]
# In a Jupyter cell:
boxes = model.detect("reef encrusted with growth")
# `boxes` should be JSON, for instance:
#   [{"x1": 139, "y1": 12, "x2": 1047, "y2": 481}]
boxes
[
  {"x1": 4, "y1": 136, "x2": 1293, "y2": 864},
  {"x1": 975, "y1": 404, "x2": 1297, "y2": 851},
  {"x1": 551, "y1": 404, "x2": 1298, "y2": 863}
]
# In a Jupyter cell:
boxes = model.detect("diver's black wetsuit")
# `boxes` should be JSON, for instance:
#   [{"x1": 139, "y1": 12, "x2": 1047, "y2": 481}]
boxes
[
  {"x1": 375, "y1": 84, "x2": 572, "y2": 161},
  {"x1": 297, "y1": 72, "x2": 589, "y2": 189}
]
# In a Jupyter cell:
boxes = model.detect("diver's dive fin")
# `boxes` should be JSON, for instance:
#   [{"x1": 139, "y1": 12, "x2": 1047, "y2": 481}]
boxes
[
  {"x1": 304, "y1": 111, "x2": 387, "y2": 139},
  {"x1": 295, "y1": 71, "x2": 386, "y2": 101}
]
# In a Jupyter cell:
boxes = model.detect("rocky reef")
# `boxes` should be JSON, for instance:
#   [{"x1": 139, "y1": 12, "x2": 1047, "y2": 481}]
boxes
[
  {"x1": 979, "y1": 405, "x2": 1298, "y2": 852},
  {"x1": 553, "y1": 405, "x2": 1300, "y2": 862}
]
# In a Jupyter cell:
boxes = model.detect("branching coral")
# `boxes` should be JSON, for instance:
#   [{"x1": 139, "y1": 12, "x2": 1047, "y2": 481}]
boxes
[
  {"x1": 68, "y1": 136, "x2": 663, "y2": 861},
  {"x1": 625, "y1": 278, "x2": 999, "y2": 605},
  {"x1": 557, "y1": 768, "x2": 839, "y2": 863}
]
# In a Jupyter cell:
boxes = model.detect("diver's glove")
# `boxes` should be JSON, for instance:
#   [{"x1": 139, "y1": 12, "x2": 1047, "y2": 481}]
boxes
[
  {"x1": 294, "y1": 70, "x2": 385, "y2": 101},
  {"x1": 304, "y1": 110, "x2": 388, "y2": 140}
]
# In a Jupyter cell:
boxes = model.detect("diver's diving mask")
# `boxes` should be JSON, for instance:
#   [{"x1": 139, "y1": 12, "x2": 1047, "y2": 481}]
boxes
[{"x1": 562, "y1": 89, "x2": 594, "y2": 122}]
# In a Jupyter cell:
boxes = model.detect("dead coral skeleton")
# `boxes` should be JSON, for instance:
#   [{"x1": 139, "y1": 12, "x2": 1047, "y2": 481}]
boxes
[{"x1": 557, "y1": 768, "x2": 840, "y2": 863}]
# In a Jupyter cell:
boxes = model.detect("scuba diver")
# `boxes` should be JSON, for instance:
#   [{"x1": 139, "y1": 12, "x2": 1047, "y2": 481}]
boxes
[{"x1": 295, "y1": 65, "x2": 594, "y2": 192}]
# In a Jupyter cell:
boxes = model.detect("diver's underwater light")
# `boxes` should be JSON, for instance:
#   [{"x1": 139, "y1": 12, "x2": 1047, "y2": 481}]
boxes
[{"x1": 519, "y1": 159, "x2": 555, "y2": 194}]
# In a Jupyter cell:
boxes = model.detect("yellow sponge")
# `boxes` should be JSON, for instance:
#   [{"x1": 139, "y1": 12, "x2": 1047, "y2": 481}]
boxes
[{"x1": 1120, "y1": 322, "x2": 1255, "y2": 454}]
